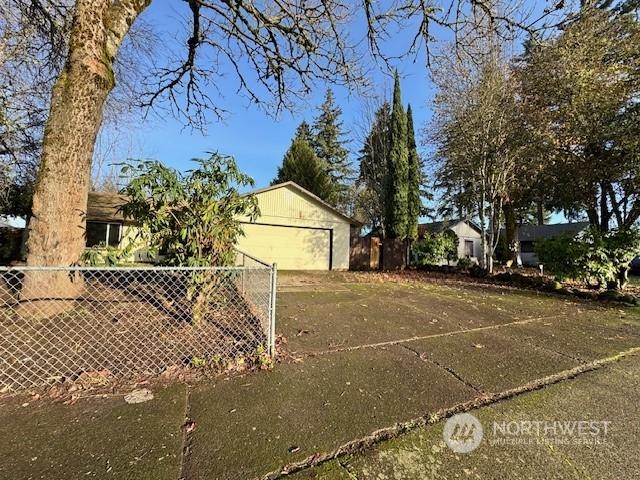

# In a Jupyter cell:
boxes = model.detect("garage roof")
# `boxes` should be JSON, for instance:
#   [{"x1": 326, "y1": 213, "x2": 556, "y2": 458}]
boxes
[
  {"x1": 247, "y1": 181, "x2": 363, "y2": 226},
  {"x1": 87, "y1": 182, "x2": 363, "y2": 226}
]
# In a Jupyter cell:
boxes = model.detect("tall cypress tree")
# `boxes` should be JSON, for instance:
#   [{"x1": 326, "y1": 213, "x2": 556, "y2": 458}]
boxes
[
  {"x1": 406, "y1": 104, "x2": 421, "y2": 240},
  {"x1": 312, "y1": 89, "x2": 351, "y2": 205},
  {"x1": 384, "y1": 71, "x2": 409, "y2": 239}
]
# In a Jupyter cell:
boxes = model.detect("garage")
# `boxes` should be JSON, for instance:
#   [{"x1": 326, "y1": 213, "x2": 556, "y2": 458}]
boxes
[
  {"x1": 236, "y1": 182, "x2": 360, "y2": 270},
  {"x1": 239, "y1": 223, "x2": 331, "y2": 270}
]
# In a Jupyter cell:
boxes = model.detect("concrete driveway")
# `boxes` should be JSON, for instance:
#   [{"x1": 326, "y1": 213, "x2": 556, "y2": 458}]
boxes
[{"x1": 2, "y1": 272, "x2": 639, "y2": 479}]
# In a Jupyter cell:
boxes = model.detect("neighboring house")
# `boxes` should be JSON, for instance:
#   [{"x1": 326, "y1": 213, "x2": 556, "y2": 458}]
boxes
[
  {"x1": 517, "y1": 222, "x2": 590, "y2": 266},
  {"x1": 86, "y1": 182, "x2": 361, "y2": 270},
  {"x1": 86, "y1": 192, "x2": 155, "y2": 263},
  {"x1": 418, "y1": 219, "x2": 482, "y2": 265}
]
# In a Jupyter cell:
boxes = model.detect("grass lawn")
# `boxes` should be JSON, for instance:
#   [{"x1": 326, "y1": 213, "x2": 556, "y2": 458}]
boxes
[{"x1": 629, "y1": 275, "x2": 640, "y2": 286}]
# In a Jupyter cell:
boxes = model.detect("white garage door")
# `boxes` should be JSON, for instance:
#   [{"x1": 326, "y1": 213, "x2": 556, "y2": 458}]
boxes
[{"x1": 237, "y1": 223, "x2": 332, "y2": 270}]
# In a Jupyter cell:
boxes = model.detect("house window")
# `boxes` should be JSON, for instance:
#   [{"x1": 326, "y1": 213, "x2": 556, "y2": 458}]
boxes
[
  {"x1": 520, "y1": 241, "x2": 535, "y2": 253},
  {"x1": 464, "y1": 240, "x2": 474, "y2": 257},
  {"x1": 86, "y1": 222, "x2": 122, "y2": 247}
]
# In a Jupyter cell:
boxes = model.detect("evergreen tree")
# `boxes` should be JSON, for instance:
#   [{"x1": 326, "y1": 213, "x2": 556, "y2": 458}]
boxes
[
  {"x1": 406, "y1": 104, "x2": 421, "y2": 240},
  {"x1": 312, "y1": 89, "x2": 351, "y2": 205},
  {"x1": 273, "y1": 136, "x2": 333, "y2": 201},
  {"x1": 384, "y1": 72, "x2": 409, "y2": 239},
  {"x1": 294, "y1": 121, "x2": 314, "y2": 145},
  {"x1": 356, "y1": 102, "x2": 391, "y2": 233}
]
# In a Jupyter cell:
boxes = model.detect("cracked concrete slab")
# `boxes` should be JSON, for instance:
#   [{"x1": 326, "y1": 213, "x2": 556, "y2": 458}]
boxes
[
  {"x1": 0, "y1": 384, "x2": 186, "y2": 480},
  {"x1": 4, "y1": 276, "x2": 639, "y2": 480},
  {"x1": 277, "y1": 281, "x2": 607, "y2": 355},
  {"x1": 292, "y1": 355, "x2": 640, "y2": 480},
  {"x1": 492, "y1": 313, "x2": 640, "y2": 363},
  {"x1": 487, "y1": 356, "x2": 640, "y2": 480},
  {"x1": 184, "y1": 345, "x2": 477, "y2": 480},
  {"x1": 402, "y1": 329, "x2": 581, "y2": 393}
]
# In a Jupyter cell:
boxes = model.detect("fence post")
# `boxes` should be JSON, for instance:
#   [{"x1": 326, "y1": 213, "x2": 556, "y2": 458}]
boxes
[
  {"x1": 269, "y1": 263, "x2": 277, "y2": 357},
  {"x1": 241, "y1": 253, "x2": 246, "y2": 296}
]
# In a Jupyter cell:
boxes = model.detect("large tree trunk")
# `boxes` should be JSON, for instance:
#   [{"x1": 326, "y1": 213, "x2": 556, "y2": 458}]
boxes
[
  {"x1": 20, "y1": 0, "x2": 149, "y2": 313},
  {"x1": 503, "y1": 201, "x2": 519, "y2": 267},
  {"x1": 599, "y1": 181, "x2": 610, "y2": 233},
  {"x1": 536, "y1": 200, "x2": 544, "y2": 226}
]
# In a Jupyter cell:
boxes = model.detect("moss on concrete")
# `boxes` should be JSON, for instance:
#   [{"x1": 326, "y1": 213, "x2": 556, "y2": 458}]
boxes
[
  {"x1": 0, "y1": 384, "x2": 186, "y2": 480},
  {"x1": 297, "y1": 356, "x2": 640, "y2": 480},
  {"x1": 184, "y1": 346, "x2": 476, "y2": 479}
]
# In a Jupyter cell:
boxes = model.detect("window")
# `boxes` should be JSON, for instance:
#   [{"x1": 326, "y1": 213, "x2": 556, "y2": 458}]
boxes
[
  {"x1": 86, "y1": 222, "x2": 122, "y2": 247},
  {"x1": 520, "y1": 241, "x2": 535, "y2": 253},
  {"x1": 464, "y1": 240, "x2": 474, "y2": 257}
]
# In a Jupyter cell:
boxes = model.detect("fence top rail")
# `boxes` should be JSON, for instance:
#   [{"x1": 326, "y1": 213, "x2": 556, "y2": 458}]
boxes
[
  {"x1": 0, "y1": 265, "x2": 271, "y2": 272},
  {"x1": 235, "y1": 249, "x2": 272, "y2": 268}
]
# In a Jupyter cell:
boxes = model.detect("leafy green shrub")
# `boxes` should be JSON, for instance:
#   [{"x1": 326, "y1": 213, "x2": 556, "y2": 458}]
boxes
[
  {"x1": 535, "y1": 227, "x2": 640, "y2": 289},
  {"x1": 81, "y1": 244, "x2": 123, "y2": 266},
  {"x1": 413, "y1": 230, "x2": 458, "y2": 266},
  {"x1": 456, "y1": 256, "x2": 473, "y2": 270},
  {"x1": 120, "y1": 153, "x2": 258, "y2": 267},
  {"x1": 534, "y1": 234, "x2": 579, "y2": 280},
  {"x1": 120, "y1": 154, "x2": 259, "y2": 324}
]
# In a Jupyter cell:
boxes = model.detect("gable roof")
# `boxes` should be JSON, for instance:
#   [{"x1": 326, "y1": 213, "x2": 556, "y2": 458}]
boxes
[
  {"x1": 518, "y1": 222, "x2": 590, "y2": 242},
  {"x1": 246, "y1": 181, "x2": 363, "y2": 226},
  {"x1": 86, "y1": 182, "x2": 364, "y2": 226},
  {"x1": 87, "y1": 192, "x2": 129, "y2": 222},
  {"x1": 418, "y1": 218, "x2": 481, "y2": 236}
]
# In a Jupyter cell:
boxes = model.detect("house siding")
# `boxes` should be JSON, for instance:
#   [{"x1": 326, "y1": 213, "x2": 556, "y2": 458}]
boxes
[
  {"x1": 450, "y1": 222, "x2": 482, "y2": 263},
  {"x1": 237, "y1": 185, "x2": 351, "y2": 270},
  {"x1": 90, "y1": 184, "x2": 353, "y2": 270}
]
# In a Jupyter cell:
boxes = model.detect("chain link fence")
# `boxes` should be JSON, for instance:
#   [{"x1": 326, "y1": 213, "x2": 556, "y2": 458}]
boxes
[{"x1": 0, "y1": 252, "x2": 276, "y2": 391}]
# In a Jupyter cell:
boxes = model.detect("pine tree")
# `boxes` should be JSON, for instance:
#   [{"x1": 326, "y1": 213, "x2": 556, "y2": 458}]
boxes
[
  {"x1": 384, "y1": 72, "x2": 409, "y2": 239},
  {"x1": 406, "y1": 104, "x2": 422, "y2": 240},
  {"x1": 312, "y1": 89, "x2": 351, "y2": 205},
  {"x1": 273, "y1": 136, "x2": 333, "y2": 201}
]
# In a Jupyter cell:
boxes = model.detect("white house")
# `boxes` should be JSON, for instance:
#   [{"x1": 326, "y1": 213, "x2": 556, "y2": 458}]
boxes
[
  {"x1": 85, "y1": 182, "x2": 360, "y2": 270},
  {"x1": 418, "y1": 219, "x2": 482, "y2": 265}
]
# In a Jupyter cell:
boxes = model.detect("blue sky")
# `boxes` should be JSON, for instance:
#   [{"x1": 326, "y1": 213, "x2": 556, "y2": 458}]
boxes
[
  {"x1": 127, "y1": 1, "x2": 437, "y2": 189},
  {"x1": 114, "y1": 1, "x2": 556, "y2": 214}
]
